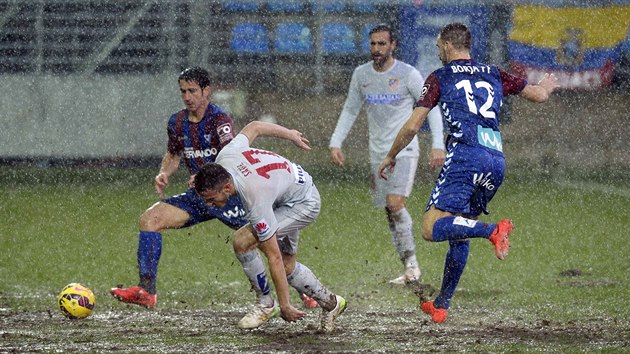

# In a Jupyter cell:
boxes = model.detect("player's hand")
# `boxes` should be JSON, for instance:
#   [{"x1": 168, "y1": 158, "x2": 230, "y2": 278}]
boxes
[
  {"x1": 280, "y1": 304, "x2": 307, "y2": 322},
  {"x1": 378, "y1": 156, "x2": 396, "y2": 180},
  {"x1": 154, "y1": 172, "x2": 169, "y2": 198},
  {"x1": 428, "y1": 148, "x2": 445, "y2": 172},
  {"x1": 330, "y1": 147, "x2": 345, "y2": 167},
  {"x1": 538, "y1": 73, "x2": 560, "y2": 95},
  {"x1": 290, "y1": 130, "x2": 311, "y2": 151},
  {"x1": 187, "y1": 174, "x2": 196, "y2": 189}
]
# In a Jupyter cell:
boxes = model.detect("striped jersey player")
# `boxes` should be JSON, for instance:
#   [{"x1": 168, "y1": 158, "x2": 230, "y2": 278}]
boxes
[{"x1": 110, "y1": 67, "x2": 247, "y2": 308}]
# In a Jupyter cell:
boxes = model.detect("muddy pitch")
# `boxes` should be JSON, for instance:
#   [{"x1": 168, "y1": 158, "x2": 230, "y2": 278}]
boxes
[{"x1": 2, "y1": 296, "x2": 628, "y2": 353}]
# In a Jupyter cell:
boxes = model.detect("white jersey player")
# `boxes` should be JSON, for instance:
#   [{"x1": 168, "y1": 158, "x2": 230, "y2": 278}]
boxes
[
  {"x1": 329, "y1": 24, "x2": 446, "y2": 284},
  {"x1": 194, "y1": 121, "x2": 346, "y2": 332}
]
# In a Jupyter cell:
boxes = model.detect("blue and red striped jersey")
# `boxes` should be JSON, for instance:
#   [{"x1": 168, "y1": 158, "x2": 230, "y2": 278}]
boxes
[{"x1": 166, "y1": 103, "x2": 235, "y2": 174}]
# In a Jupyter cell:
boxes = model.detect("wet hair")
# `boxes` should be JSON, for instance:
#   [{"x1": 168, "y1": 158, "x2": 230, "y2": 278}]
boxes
[
  {"x1": 194, "y1": 163, "x2": 231, "y2": 193},
  {"x1": 369, "y1": 23, "x2": 396, "y2": 43},
  {"x1": 178, "y1": 67, "x2": 211, "y2": 89},
  {"x1": 439, "y1": 23, "x2": 471, "y2": 50}
]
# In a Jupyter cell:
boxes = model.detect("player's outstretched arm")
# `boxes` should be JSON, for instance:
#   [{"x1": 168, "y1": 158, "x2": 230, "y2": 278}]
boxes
[
  {"x1": 520, "y1": 73, "x2": 559, "y2": 103},
  {"x1": 241, "y1": 121, "x2": 310, "y2": 151}
]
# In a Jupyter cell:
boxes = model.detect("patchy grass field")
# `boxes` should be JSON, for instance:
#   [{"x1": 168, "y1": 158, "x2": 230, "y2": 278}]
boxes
[{"x1": 1, "y1": 166, "x2": 629, "y2": 352}]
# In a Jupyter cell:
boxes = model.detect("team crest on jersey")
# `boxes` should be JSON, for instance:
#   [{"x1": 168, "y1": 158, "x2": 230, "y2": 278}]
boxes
[
  {"x1": 388, "y1": 77, "x2": 400, "y2": 91},
  {"x1": 254, "y1": 220, "x2": 270, "y2": 235}
]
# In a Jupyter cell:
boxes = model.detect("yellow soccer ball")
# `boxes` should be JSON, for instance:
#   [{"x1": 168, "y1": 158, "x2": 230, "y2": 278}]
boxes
[{"x1": 57, "y1": 283, "x2": 95, "y2": 319}]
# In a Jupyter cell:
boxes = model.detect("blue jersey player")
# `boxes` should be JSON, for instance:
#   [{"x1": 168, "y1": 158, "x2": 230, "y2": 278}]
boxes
[
  {"x1": 110, "y1": 67, "x2": 249, "y2": 308},
  {"x1": 378, "y1": 23, "x2": 559, "y2": 323}
]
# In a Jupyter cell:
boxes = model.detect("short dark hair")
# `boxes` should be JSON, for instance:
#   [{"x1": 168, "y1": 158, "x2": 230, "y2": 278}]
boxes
[
  {"x1": 178, "y1": 67, "x2": 211, "y2": 89},
  {"x1": 369, "y1": 23, "x2": 396, "y2": 43},
  {"x1": 194, "y1": 163, "x2": 232, "y2": 193},
  {"x1": 439, "y1": 23, "x2": 471, "y2": 50}
]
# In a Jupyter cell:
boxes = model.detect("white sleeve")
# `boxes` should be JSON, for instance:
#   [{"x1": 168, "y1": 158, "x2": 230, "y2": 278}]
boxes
[
  {"x1": 408, "y1": 68, "x2": 445, "y2": 151},
  {"x1": 427, "y1": 108, "x2": 445, "y2": 150},
  {"x1": 408, "y1": 68, "x2": 425, "y2": 101},
  {"x1": 329, "y1": 68, "x2": 363, "y2": 149},
  {"x1": 246, "y1": 189, "x2": 278, "y2": 242}
]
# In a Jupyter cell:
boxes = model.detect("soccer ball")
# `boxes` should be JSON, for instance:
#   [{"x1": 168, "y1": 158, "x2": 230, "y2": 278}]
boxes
[{"x1": 57, "y1": 283, "x2": 95, "y2": 319}]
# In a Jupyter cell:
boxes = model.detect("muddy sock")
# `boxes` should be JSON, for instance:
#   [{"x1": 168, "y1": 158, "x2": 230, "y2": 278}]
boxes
[
  {"x1": 387, "y1": 208, "x2": 418, "y2": 269},
  {"x1": 432, "y1": 216, "x2": 496, "y2": 242},
  {"x1": 434, "y1": 240, "x2": 470, "y2": 309},
  {"x1": 287, "y1": 262, "x2": 335, "y2": 310},
  {"x1": 236, "y1": 250, "x2": 273, "y2": 307},
  {"x1": 137, "y1": 231, "x2": 161, "y2": 294}
]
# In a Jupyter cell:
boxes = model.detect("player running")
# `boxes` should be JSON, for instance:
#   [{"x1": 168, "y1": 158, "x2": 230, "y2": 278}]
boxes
[
  {"x1": 194, "y1": 121, "x2": 347, "y2": 332},
  {"x1": 379, "y1": 23, "x2": 559, "y2": 323},
  {"x1": 330, "y1": 24, "x2": 445, "y2": 285}
]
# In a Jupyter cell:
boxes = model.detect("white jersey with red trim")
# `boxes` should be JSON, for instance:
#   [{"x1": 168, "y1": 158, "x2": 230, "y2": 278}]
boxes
[{"x1": 215, "y1": 134, "x2": 313, "y2": 241}]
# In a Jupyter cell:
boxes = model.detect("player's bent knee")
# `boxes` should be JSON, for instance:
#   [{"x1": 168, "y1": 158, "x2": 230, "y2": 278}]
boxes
[
  {"x1": 282, "y1": 255, "x2": 296, "y2": 275},
  {"x1": 385, "y1": 196, "x2": 406, "y2": 215},
  {"x1": 139, "y1": 208, "x2": 164, "y2": 232},
  {"x1": 421, "y1": 218, "x2": 435, "y2": 242},
  {"x1": 233, "y1": 225, "x2": 257, "y2": 255},
  {"x1": 138, "y1": 202, "x2": 188, "y2": 232}
]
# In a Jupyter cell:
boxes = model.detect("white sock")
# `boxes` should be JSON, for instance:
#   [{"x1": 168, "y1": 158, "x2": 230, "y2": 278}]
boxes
[
  {"x1": 388, "y1": 208, "x2": 418, "y2": 269},
  {"x1": 236, "y1": 250, "x2": 274, "y2": 307},
  {"x1": 287, "y1": 262, "x2": 336, "y2": 310}
]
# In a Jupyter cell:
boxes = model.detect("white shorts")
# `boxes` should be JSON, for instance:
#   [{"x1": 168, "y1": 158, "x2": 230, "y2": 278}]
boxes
[
  {"x1": 370, "y1": 156, "x2": 418, "y2": 208},
  {"x1": 275, "y1": 185, "x2": 321, "y2": 255}
]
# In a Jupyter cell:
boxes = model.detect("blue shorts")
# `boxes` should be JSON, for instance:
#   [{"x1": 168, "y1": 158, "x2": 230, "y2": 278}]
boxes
[
  {"x1": 163, "y1": 188, "x2": 247, "y2": 230},
  {"x1": 426, "y1": 142, "x2": 505, "y2": 218}
]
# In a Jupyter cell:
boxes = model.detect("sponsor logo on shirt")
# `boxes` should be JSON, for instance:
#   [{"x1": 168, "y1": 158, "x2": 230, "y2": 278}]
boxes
[
  {"x1": 292, "y1": 163, "x2": 305, "y2": 185},
  {"x1": 222, "y1": 205, "x2": 246, "y2": 219},
  {"x1": 477, "y1": 125, "x2": 503, "y2": 152},
  {"x1": 365, "y1": 93, "x2": 401, "y2": 105},
  {"x1": 184, "y1": 147, "x2": 218, "y2": 159},
  {"x1": 254, "y1": 220, "x2": 270, "y2": 236},
  {"x1": 473, "y1": 172, "x2": 496, "y2": 190}
]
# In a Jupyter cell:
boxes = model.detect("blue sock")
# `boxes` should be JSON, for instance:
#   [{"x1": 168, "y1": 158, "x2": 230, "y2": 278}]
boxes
[
  {"x1": 432, "y1": 216, "x2": 496, "y2": 242},
  {"x1": 434, "y1": 240, "x2": 470, "y2": 310},
  {"x1": 137, "y1": 231, "x2": 162, "y2": 294}
]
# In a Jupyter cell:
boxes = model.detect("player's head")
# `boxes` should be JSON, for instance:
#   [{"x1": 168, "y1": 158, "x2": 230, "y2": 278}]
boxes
[
  {"x1": 178, "y1": 67, "x2": 211, "y2": 89},
  {"x1": 178, "y1": 67, "x2": 211, "y2": 112},
  {"x1": 369, "y1": 23, "x2": 397, "y2": 69},
  {"x1": 437, "y1": 23, "x2": 471, "y2": 64},
  {"x1": 194, "y1": 163, "x2": 233, "y2": 208}
]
